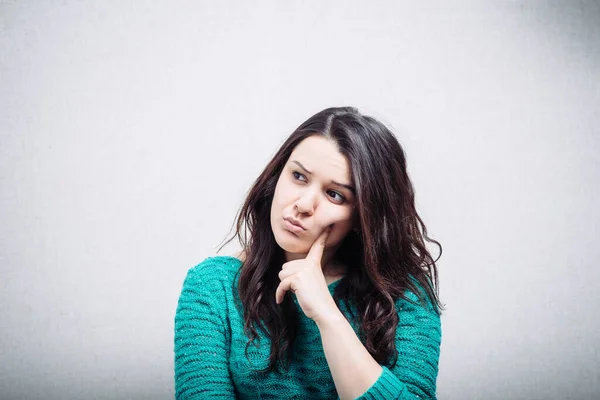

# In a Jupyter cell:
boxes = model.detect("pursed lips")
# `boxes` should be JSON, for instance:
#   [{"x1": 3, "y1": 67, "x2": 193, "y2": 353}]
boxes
[{"x1": 283, "y1": 217, "x2": 306, "y2": 233}]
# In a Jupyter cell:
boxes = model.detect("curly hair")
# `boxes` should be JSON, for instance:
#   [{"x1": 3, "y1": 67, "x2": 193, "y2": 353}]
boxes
[{"x1": 218, "y1": 106, "x2": 443, "y2": 373}]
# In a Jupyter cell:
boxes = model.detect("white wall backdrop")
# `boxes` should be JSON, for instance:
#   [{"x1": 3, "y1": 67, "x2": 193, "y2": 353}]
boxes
[{"x1": 1, "y1": 1, "x2": 599, "y2": 399}]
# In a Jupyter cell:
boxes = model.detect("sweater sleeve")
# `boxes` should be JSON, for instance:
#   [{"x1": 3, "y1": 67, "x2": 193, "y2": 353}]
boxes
[
  {"x1": 354, "y1": 287, "x2": 442, "y2": 400},
  {"x1": 174, "y1": 262, "x2": 236, "y2": 399}
]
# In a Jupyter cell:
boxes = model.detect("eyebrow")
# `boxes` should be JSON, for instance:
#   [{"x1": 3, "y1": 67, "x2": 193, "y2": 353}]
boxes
[{"x1": 291, "y1": 160, "x2": 355, "y2": 194}]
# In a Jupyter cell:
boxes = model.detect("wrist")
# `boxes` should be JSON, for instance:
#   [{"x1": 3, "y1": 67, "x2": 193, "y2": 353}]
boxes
[{"x1": 313, "y1": 306, "x2": 346, "y2": 329}]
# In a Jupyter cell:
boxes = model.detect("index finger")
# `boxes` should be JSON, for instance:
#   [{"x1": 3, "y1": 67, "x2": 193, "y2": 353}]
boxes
[{"x1": 306, "y1": 224, "x2": 333, "y2": 262}]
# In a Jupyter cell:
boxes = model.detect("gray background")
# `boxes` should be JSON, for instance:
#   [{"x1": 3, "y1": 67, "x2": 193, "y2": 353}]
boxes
[{"x1": 1, "y1": 1, "x2": 599, "y2": 399}]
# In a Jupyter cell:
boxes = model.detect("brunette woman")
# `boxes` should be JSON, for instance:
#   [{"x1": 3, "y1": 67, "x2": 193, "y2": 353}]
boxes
[{"x1": 174, "y1": 106, "x2": 443, "y2": 399}]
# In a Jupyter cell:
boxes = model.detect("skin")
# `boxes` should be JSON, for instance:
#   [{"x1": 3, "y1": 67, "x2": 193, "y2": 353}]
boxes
[
  {"x1": 269, "y1": 135, "x2": 358, "y2": 281},
  {"x1": 274, "y1": 226, "x2": 340, "y2": 322}
]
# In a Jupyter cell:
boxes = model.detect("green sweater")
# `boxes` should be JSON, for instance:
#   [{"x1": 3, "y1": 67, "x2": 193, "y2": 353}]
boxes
[{"x1": 174, "y1": 256, "x2": 441, "y2": 399}]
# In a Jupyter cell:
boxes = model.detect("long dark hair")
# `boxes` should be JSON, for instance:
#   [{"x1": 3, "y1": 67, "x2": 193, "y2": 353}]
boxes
[{"x1": 218, "y1": 106, "x2": 443, "y2": 373}]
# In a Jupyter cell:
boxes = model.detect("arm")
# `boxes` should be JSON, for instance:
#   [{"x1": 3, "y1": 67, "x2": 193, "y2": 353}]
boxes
[
  {"x1": 316, "y1": 312, "x2": 383, "y2": 399},
  {"x1": 316, "y1": 289, "x2": 442, "y2": 400},
  {"x1": 174, "y1": 265, "x2": 236, "y2": 399}
]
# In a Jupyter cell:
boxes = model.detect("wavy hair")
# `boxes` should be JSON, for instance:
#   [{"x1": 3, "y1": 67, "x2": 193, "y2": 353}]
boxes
[{"x1": 218, "y1": 106, "x2": 443, "y2": 373}]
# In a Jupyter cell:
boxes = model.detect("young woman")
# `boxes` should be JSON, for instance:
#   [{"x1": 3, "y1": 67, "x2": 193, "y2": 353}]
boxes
[{"x1": 174, "y1": 106, "x2": 443, "y2": 399}]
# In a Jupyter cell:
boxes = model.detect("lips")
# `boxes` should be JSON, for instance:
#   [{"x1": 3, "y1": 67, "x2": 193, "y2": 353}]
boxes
[{"x1": 284, "y1": 217, "x2": 306, "y2": 233}]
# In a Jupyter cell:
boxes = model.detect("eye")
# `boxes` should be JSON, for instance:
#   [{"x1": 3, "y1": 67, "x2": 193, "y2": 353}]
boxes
[
  {"x1": 292, "y1": 170, "x2": 346, "y2": 204},
  {"x1": 292, "y1": 171, "x2": 307, "y2": 182},
  {"x1": 327, "y1": 190, "x2": 346, "y2": 204}
]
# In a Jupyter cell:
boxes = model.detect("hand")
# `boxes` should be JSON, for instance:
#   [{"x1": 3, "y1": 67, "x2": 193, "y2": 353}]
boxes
[{"x1": 275, "y1": 225, "x2": 342, "y2": 322}]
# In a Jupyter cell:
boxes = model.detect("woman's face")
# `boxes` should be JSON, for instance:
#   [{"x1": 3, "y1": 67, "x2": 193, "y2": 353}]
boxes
[{"x1": 270, "y1": 135, "x2": 357, "y2": 261}]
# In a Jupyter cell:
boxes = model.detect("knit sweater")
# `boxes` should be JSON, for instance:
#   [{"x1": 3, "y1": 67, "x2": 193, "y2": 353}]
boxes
[{"x1": 174, "y1": 256, "x2": 441, "y2": 399}]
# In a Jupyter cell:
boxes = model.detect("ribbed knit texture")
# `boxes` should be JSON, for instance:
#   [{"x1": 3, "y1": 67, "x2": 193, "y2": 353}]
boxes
[{"x1": 174, "y1": 256, "x2": 441, "y2": 399}]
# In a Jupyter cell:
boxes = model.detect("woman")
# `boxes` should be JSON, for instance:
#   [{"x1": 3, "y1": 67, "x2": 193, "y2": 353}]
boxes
[{"x1": 174, "y1": 106, "x2": 443, "y2": 399}]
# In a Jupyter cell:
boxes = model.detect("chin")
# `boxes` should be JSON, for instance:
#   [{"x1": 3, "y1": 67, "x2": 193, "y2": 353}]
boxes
[{"x1": 273, "y1": 228, "x2": 309, "y2": 253}]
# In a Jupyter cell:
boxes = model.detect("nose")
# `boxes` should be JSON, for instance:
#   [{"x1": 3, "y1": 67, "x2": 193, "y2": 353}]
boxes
[{"x1": 294, "y1": 189, "x2": 317, "y2": 215}]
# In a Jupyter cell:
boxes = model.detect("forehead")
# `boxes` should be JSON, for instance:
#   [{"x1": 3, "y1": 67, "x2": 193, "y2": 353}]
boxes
[{"x1": 289, "y1": 135, "x2": 351, "y2": 179}]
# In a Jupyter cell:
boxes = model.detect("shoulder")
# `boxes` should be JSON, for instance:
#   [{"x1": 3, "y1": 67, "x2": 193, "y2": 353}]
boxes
[
  {"x1": 233, "y1": 249, "x2": 247, "y2": 262},
  {"x1": 182, "y1": 255, "x2": 243, "y2": 292},
  {"x1": 175, "y1": 257, "x2": 243, "y2": 341},
  {"x1": 396, "y1": 276, "x2": 441, "y2": 319},
  {"x1": 393, "y1": 278, "x2": 442, "y2": 343}
]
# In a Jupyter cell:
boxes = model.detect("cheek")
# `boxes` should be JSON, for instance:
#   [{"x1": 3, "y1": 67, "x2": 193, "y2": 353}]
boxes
[
  {"x1": 272, "y1": 183, "x2": 295, "y2": 218},
  {"x1": 273, "y1": 177, "x2": 288, "y2": 201},
  {"x1": 276, "y1": 180, "x2": 297, "y2": 204},
  {"x1": 322, "y1": 210, "x2": 353, "y2": 231}
]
